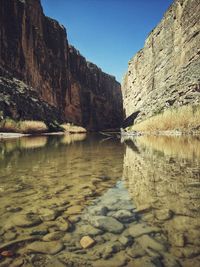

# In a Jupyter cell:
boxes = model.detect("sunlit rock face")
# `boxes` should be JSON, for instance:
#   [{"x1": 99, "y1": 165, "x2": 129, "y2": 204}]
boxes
[
  {"x1": 123, "y1": 136, "x2": 200, "y2": 266},
  {"x1": 122, "y1": 0, "x2": 200, "y2": 124},
  {"x1": 0, "y1": 0, "x2": 123, "y2": 130}
]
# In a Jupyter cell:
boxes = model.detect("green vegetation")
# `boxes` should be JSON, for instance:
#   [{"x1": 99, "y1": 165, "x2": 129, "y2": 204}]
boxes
[{"x1": 128, "y1": 105, "x2": 200, "y2": 134}]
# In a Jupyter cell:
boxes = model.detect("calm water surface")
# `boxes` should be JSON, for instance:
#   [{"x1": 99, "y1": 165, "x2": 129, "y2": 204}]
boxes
[{"x1": 0, "y1": 134, "x2": 199, "y2": 267}]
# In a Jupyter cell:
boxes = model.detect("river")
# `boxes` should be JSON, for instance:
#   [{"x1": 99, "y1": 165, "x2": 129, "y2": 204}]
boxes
[{"x1": 0, "y1": 134, "x2": 199, "y2": 267}]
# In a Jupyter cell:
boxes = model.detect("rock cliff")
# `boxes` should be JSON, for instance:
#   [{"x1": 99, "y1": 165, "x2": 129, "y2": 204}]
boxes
[
  {"x1": 122, "y1": 0, "x2": 200, "y2": 126},
  {"x1": 0, "y1": 0, "x2": 123, "y2": 130}
]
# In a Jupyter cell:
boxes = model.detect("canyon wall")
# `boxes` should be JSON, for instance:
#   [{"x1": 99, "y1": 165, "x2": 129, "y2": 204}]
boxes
[
  {"x1": 122, "y1": 0, "x2": 200, "y2": 125},
  {"x1": 0, "y1": 0, "x2": 123, "y2": 130}
]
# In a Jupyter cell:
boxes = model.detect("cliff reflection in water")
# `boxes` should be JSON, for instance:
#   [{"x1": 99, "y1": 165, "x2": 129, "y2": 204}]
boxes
[{"x1": 123, "y1": 135, "x2": 200, "y2": 266}]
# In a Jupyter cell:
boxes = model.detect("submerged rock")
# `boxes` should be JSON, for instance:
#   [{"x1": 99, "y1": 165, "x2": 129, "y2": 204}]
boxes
[
  {"x1": 112, "y1": 209, "x2": 135, "y2": 223},
  {"x1": 11, "y1": 213, "x2": 41, "y2": 228},
  {"x1": 76, "y1": 224, "x2": 103, "y2": 237},
  {"x1": 128, "y1": 223, "x2": 161, "y2": 238},
  {"x1": 66, "y1": 205, "x2": 83, "y2": 215},
  {"x1": 3, "y1": 231, "x2": 17, "y2": 241},
  {"x1": 88, "y1": 216, "x2": 124, "y2": 234},
  {"x1": 42, "y1": 231, "x2": 64, "y2": 241},
  {"x1": 39, "y1": 208, "x2": 59, "y2": 221},
  {"x1": 137, "y1": 235, "x2": 167, "y2": 252},
  {"x1": 80, "y1": 236, "x2": 95, "y2": 249},
  {"x1": 89, "y1": 206, "x2": 109, "y2": 216},
  {"x1": 126, "y1": 243, "x2": 146, "y2": 258},
  {"x1": 118, "y1": 235, "x2": 133, "y2": 247},
  {"x1": 26, "y1": 241, "x2": 64, "y2": 255}
]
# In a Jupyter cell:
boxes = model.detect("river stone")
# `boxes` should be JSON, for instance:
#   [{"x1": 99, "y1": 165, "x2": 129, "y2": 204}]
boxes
[
  {"x1": 128, "y1": 223, "x2": 161, "y2": 237},
  {"x1": 89, "y1": 216, "x2": 124, "y2": 234},
  {"x1": 56, "y1": 216, "x2": 70, "y2": 231},
  {"x1": 6, "y1": 206, "x2": 22, "y2": 213},
  {"x1": 12, "y1": 213, "x2": 41, "y2": 227},
  {"x1": 103, "y1": 232, "x2": 118, "y2": 242},
  {"x1": 4, "y1": 231, "x2": 17, "y2": 241},
  {"x1": 66, "y1": 205, "x2": 83, "y2": 215},
  {"x1": 42, "y1": 231, "x2": 64, "y2": 241},
  {"x1": 118, "y1": 235, "x2": 133, "y2": 247},
  {"x1": 76, "y1": 224, "x2": 103, "y2": 236},
  {"x1": 137, "y1": 235, "x2": 167, "y2": 252},
  {"x1": 39, "y1": 208, "x2": 59, "y2": 221},
  {"x1": 26, "y1": 241, "x2": 64, "y2": 255},
  {"x1": 30, "y1": 226, "x2": 48, "y2": 236},
  {"x1": 108, "y1": 201, "x2": 134, "y2": 211},
  {"x1": 126, "y1": 243, "x2": 146, "y2": 258},
  {"x1": 80, "y1": 236, "x2": 95, "y2": 249},
  {"x1": 89, "y1": 206, "x2": 109, "y2": 216},
  {"x1": 112, "y1": 209, "x2": 135, "y2": 223},
  {"x1": 68, "y1": 215, "x2": 81, "y2": 223}
]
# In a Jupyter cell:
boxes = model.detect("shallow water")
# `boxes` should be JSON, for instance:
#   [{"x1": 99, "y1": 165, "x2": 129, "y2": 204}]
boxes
[{"x1": 0, "y1": 134, "x2": 199, "y2": 266}]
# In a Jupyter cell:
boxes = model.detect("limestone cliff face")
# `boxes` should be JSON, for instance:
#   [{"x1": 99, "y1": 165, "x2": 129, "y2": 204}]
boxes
[
  {"x1": 123, "y1": 0, "x2": 200, "y2": 125},
  {"x1": 0, "y1": 0, "x2": 123, "y2": 130}
]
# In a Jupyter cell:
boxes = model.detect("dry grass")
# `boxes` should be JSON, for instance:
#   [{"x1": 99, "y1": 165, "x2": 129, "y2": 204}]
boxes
[
  {"x1": 0, "y1": 119, "x2": 48, "y2": 134},
  {"x1": 129, "y1": 105, "x2": 200, "y2": 133},
  {"x1": 61, "y1": 123, "x2": 87, "y2": 133}
]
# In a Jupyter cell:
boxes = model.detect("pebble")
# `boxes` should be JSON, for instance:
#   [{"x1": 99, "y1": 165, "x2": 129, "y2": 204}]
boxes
[
  {"x1": 1, "y1": 250, "x2": 14, "y2": 257},
  {"x1": 112, "y1": 209, "x2": 135, "y2": 223},
  {"x1": 39, "y1": 208, "x2": 59, "y2": 221},
  {"x1": 6, "y1": 207, "x2": 22, "y2": 213},
  {"x1": 80, "y1": 236, "x2": 95, "y2": 249},
  {"x1": 42, "y1": 231, "x2": 64, "y2": 241},
  {"x1": 4, "y1": 231, "x2": 17, "y2": 241},
  {"x1": 118, "y1": 235, "x2": 133, "y2": 246},
  {"x1": 126, "y1": 244, "x2": 146, "y2": 258},
  {"x1": 65, "y1": 205, "x2": 83, "y2": 215},
  {"x1": 56, "y1": 216, "x2": 70, "y2": 231}
]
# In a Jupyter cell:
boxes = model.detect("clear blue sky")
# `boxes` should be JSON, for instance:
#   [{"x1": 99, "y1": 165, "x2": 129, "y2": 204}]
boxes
[{"x1": 41, "y1": 0, "x2": 173, "y2": 82}]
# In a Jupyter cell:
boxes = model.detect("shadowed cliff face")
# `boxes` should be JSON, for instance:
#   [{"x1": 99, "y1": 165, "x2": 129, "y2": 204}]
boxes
[
  {"x1": 122, "y1": 0, "x2": 200, "y2": 125},
  {"x1": 123, "y1": 136, "x2": 200, "y2": 267},
  {"x1": 0, "y1": 0, "x2": 123, "y2": 130}
]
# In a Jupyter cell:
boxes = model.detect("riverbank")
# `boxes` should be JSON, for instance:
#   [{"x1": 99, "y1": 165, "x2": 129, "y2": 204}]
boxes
[
  {"x1": 125, "y1": 105, "x2": 200, "y2": 136},
  {"x1": 0, "y1": 119, "x2": 87, "y2": 139}
]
